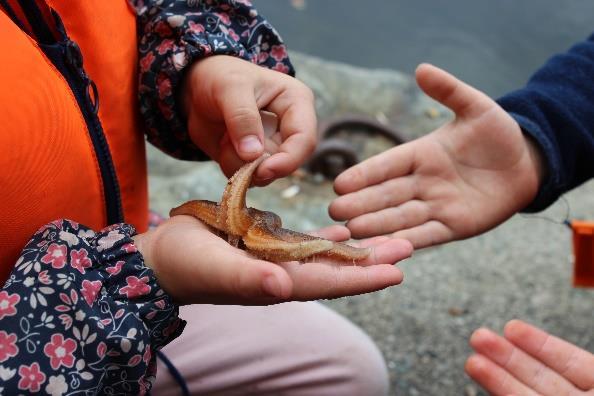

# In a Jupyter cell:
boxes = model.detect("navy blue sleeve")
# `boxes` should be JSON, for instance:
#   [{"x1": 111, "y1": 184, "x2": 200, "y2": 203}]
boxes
[{"x1": 497, "y1": 33, "x2": 594, "y2": 212}]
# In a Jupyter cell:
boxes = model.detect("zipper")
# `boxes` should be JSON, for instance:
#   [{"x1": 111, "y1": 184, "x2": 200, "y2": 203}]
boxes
[
  {"x1": 5, "y1": 1, "x2": 124, "y2": 225},
  {"x1": 40, "y1": 38, "x2": 124, "y2": 225}
]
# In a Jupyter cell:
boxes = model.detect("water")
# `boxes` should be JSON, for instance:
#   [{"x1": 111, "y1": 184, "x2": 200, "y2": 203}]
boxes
[{"x1": 256, "y1": 0, "x2": 594, "y2": 97}]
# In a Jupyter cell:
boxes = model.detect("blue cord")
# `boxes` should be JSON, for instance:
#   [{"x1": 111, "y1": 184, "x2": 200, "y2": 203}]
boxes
[{"x1": 154, "y1": 350, "x2": 190, "y2": 396}]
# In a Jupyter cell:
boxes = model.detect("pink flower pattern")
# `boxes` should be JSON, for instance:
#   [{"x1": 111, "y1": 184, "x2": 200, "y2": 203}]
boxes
[
  {"x1": 120, "y1": 276, "x2": 151, "y2": 298},
  {"x1": 0, "y1": 290, "x2": 20, "y2": 319},
  {"x1": 1, "y1": 220, "x2": 184, "y2": 394},
  {"x1": 270, "y1": 44, "x2": 288, "y2": 62},
  {"x1": 106, "y1": 260, "x2": 124, "y2": 275},
  {"x1": 43, "y1": 334, "x2": 77, "y2": 370},
  {"x1": 18, "y1": 362, "x2": 46, "y2": 392},
  {"x1": 70, "y1": 248, "x2": 92, "y2": 274},
  {"x1": 80, "y1": 280, "x2": 103, "y2": 307},
  {"x1": 41, "y1": 243, "x2": 67, "y2": 269},
  {"x1": 0, "y1": 331, "x2": 19, "y2": 362}
]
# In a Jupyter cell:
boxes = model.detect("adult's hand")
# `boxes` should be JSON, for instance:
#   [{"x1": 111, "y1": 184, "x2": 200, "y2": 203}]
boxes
[
  {"x1": 133, "y1": 215, "x2": 413, "y2": 305},
  {"x1": 330, "y1": 64, "x2": 545, "y2": 248},
  {"x1": 182, "y1": 55, "x2": 317, "y2": 185},
  {"x1": 465, "y1": 320, "x2": 594, "y2": 395}
]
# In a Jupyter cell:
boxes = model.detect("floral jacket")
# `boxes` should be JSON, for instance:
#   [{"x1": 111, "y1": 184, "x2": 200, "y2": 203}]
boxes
[{"x1": 0, "y1": 1, "x2": 292, "y2": 394}]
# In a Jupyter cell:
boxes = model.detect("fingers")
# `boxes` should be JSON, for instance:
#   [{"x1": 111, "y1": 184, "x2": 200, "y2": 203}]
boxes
[
  {"x1": 330, "y1": 175, "x2": 417, "y2": 221},
  {"x1": 415, "y1": 63, "x2": 494, "y2": 119},
  {"x1": 150, "y1": 216, "x2": 294, "y2": 303},
  {"x1": 218, "y1": 136, "x2": 246, "y2": 178},
  {"x1": 308, "y1": 225, "x2": 351, "y2": 242},
  {"x1": 275, "y1": 236, "x2": 410, "y2": 300},
  {"x1": 258, "y1": 87, "x2": 317, "y2": 181},
  {"x1": 334, "y1": 187, "x2": 455, "y2": 248},
  {"x1": 186, "y1": 116, "x2": 224, "y2": 162},
  {"x1": 357, "y1": 238, "x2": 413, "y2": 266},
  {"x1": 504, "y1": 320, "x2": 594, "y2": 390},
  {"x1": 469, "y1": 327, "x2": 578, "y2": 395},
  {"x1": 283, "y1": 262, "x2": 403, "y2": 300},
  {"x1": 216, "y1": 78, "x2": 265, "y2": 161},
  {"x1": 334, "y1": 143, "x2": 416, "y2": 195},
  {"x1": 465, "y1": 354, "x2": 540, "y2": 396},
  {"x1": 199, "y1": 249, "x2": 294, "y2": 300},
  {"x1": 389, "y1": 221, "x2": 454, "y2": 249},
  {"x1": 346, "y1": 201, "x2": 429, "y2": 238}
]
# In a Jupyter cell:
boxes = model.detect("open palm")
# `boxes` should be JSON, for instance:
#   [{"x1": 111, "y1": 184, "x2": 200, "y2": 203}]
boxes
[
  {"x1": 134, "y1": 215, "x2": 413, "y2": 305},
  {"x1": 330, "y1": 64, "x2": 543, "y2": 248}
]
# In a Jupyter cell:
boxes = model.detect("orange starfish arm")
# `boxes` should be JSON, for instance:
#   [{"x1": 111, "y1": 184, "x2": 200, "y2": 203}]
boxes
[
  {"x1": 169, "y1": 200, "x2": 224, "y2": 232},
  {"x1": 243, "y1": 222, "x2": 333, "y2": 262},
  {"x1": 170, "y1": 154, "x2": 371, "y2": 263},
  {"x1": 219, "y1": 155, "x2": 267, "y2": 237}
]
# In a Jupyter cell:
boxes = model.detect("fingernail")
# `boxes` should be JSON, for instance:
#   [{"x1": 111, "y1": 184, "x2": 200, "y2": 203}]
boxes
[
  {"x1": 239, "y1": 135, "x2": 263, "y2": 154},
  {"x1": 262, "y1": 276, "x2": 281, "y2": 297}
]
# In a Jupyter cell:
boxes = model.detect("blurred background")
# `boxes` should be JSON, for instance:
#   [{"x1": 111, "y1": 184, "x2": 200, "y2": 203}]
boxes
[
  {"x1": 149, "y1": 2, "x2": 594, "y2": 395},
  {"x1": 257, "y1": 0, "x2": 594, "y2": 97}
]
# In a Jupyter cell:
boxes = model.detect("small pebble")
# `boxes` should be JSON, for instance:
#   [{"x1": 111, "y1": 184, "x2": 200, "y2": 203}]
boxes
[
  {"x1": 464, "y1": 384, "x2": 478, "y2": 396},
  {"x1": 425, "y1": 107, "x2": 441, "y2": 119},
  {"x1": 448, "y1": 307, "x2": 467, "y2": 317},
  {"x1": 281, "y1": 184, "x2": 300, "y2": 199}
]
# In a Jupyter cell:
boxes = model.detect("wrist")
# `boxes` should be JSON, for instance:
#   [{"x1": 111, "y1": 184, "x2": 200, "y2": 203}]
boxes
[
  {"x1": 522, "y1": 132, "x2": 547, "y2": 202},
  {"x1": 132, "y1": 231, "x2": 155, "y2": 271},
  {"x1": 180, "y1": 63, "x2": 197, "y2": 119}
]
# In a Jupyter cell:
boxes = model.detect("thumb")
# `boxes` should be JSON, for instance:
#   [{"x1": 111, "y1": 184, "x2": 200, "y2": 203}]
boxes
[
  {"x1": 218, "y1": 84, "x2": 265, "y2": 161},
  {"x1": 203, "y1": 251, "x2": 293, "y2": 301},
  {"x1": 415, "y1": 63, "x2": 495, "y2": 119}
]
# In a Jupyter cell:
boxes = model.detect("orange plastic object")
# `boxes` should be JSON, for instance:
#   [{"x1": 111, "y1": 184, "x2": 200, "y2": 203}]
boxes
[{"x1": 571, "y1": 220, "x2": 594, "y2": 288}]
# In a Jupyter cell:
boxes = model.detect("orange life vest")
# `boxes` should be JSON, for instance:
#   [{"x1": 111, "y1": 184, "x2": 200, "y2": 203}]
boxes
[{"x1": 0, "y1": 1, "x2": 148, "y2": 282}]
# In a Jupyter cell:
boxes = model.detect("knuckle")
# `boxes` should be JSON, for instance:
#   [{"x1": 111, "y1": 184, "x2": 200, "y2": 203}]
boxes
[
  {"x1": 228, "y1": 107, "x2": 260, "y2": 128},
  {"x1": 298, "y1": 83, "x2": 315, "y2": 102},
  {"x1": 302, "y1": 135, "x2": 317, "y2": 155},
  {"x1": 351, "y1": 166, "x2": 367, "y2": 186},
  {"x1": 232, "y1": 267, "x2": 256, "y2": 299}
]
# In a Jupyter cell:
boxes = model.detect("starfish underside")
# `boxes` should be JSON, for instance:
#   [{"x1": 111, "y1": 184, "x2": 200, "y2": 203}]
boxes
[{"x1": 170, "y1": 156, "x2": 370, "y2": 263}]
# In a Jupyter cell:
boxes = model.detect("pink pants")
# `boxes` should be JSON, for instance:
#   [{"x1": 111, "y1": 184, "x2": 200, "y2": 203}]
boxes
[{"x1": 152, "y1": 302, "x2": 389, "y2": 395}]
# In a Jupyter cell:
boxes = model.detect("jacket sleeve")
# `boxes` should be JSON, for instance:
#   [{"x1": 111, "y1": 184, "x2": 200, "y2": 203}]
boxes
[
  {"x1": 131, "y1": 0, "x2": 295, "y2": 161},
  {"x1": 497, "y1": 33, "x2": 594, "y2": 212},
  {"x1": 0, "y1": 219, "x2": 184, "y2": 395}
]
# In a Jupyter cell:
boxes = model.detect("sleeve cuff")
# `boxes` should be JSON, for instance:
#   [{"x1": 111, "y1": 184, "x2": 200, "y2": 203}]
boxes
[
  {"x1": 505, "y1": 112, "x2": 563, "y2": 212},
  {"x1": 1, "y1": 220, "x2": 185, "y2": 394},
  {"x1": 136, "y1": 0, "x2": 295, "y2": 161}
]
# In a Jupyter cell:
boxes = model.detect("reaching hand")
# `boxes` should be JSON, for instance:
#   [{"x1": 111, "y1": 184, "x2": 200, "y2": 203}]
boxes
[
  {"x1": 465, "y1": 320, "x2": 594, "y2": 395},
  {"x1": 329, "y1": 64, "x2": 545, "y2": 248},
  {"x1": 132, "y1": 215, "x2": 413, "y2": 305},
  {"x1": 182, "y1": 55, "x2": 317, "y2": 185}
]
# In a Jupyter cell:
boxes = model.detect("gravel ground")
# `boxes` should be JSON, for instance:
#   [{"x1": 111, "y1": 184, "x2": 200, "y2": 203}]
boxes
[{"x1": 147, "y1": 53, "x2": 594, "y2": 395}]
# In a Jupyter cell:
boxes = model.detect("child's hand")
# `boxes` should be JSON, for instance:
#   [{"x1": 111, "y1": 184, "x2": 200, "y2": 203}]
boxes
[
  {"x1": 132, "y1": 216, "x2": 412, "y2": 305},
  {"x1": 329, "y1": 64, "x2": 545, "y2": 248},
  {"x1": 465, "y1": 320, "x2": 594, "y2": 395},
  {"x1": 182, "y1": 55, "x2": 317, "y2": 185}
]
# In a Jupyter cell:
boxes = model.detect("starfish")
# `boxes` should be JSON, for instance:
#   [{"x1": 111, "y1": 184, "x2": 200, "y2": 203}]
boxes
[{"x1": 169, "y1": 155, "x2": 370, "y2": 263}]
